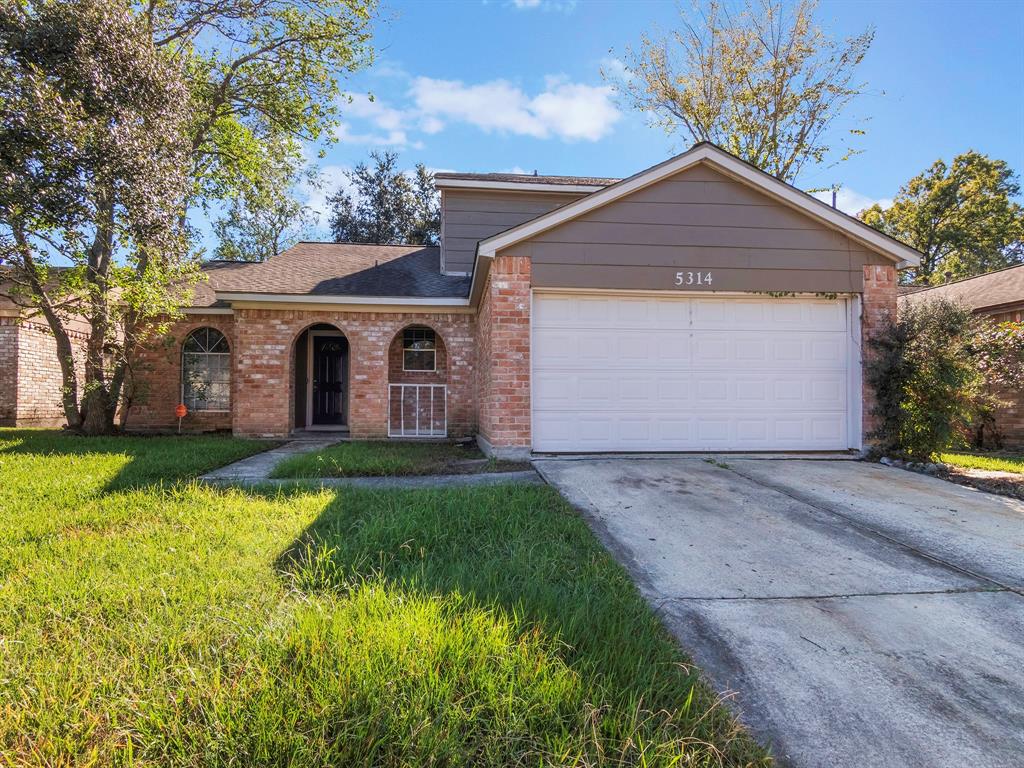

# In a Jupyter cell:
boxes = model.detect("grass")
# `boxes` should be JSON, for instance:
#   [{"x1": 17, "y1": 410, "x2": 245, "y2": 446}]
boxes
[
  {"x1": 939, "y1": 452, "x2": 1024, "y2": 474},
  {"x1": 0, "y1": 429, "x2": 768, "y2": 767},
  {"x1": 270, "y1": 439, "x2": 528, "y2": 478}
]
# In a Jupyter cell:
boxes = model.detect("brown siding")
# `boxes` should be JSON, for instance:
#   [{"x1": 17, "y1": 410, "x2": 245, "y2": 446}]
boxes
[
  {"x1": 508, "y1": 162, "x2": 891, "y2": 294},
  {"x1": 441, "y1": 189, "x2": 583, "y2": 275}
]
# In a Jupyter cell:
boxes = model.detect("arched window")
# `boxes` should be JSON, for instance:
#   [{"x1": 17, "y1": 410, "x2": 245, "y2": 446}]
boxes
[
  {"x1": 182, "y1": 328, "x2": 230, "y2": 411},
  {"x1": 403, "y1": 326, "x2": 436, "y2": 371}
]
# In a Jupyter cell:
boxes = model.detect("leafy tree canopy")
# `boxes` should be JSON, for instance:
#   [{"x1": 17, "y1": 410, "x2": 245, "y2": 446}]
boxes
[
  {"x1": 611, "y1": 0, "x2": 874, "y2": 183},
  {"x1": 859, "y1": 151, "x2": 1024, "y2": 285},
  {"x1": 0, "y1": 0, "x2": 375, "y2": 434},
  {"x1": 213, "y1": 150, "x2": 315, "y2": 262},
  {"x1": 0, "y1": 0, "x2": 194, "y2": 433},
  {"x1": 328, "y1": 151, "x2": 440, "y2": 245}
]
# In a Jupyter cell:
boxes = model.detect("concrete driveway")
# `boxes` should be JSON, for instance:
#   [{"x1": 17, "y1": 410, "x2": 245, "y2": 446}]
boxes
[{"x1": 534, "y1": 457, "x2": 1024, "y2": 768}]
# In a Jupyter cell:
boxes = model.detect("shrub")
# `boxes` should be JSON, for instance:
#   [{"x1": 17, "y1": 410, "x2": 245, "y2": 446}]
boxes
[{"x1": 866, "y1": 299, "x2": 984, "y2": 460}]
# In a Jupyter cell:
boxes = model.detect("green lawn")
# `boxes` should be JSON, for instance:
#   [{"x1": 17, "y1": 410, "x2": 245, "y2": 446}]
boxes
[
  {"x1": 0, "y1": 429, "x2": 766, "y2": 766},
  {"x1": 940, "y1": 452, "x2": 1024, "y2": 474},
  {"x1": 270, "y1": 439, "x2": 528, "y2": 478}
]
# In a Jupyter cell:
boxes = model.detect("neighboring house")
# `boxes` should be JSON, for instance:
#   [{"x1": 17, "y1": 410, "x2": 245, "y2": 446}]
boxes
[
  {"x1": 2, "y1": 143, "x2": 922, "y2": 456},
  {"x1": 0, "y1": 281, "x2": 87, "y2": 428},
  {"x1": 900, "y1": 265, "x2": 1024, "y2": 447}
]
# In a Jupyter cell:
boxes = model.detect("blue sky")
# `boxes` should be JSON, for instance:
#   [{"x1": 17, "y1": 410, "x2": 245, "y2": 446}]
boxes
[{"x1": 290, "y1": 0, "x2": 1024, "y2": 238}]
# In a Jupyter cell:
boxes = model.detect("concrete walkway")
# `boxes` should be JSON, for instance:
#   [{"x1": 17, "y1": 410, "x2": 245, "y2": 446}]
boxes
[
  {"x1": 536, "y1": 457, "x2": 1024, "y2": 768},
  {"x1": 200, "y1": 439, "x2": 540, "y2": 488},
  {"x1": 201, "y1": 438, "x2": 341, "y2": 482}
]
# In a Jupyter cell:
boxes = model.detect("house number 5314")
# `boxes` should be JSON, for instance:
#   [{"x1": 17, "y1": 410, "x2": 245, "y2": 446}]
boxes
[{"x1": 675, "y1": 271, "x2": 713, "y2": 286}]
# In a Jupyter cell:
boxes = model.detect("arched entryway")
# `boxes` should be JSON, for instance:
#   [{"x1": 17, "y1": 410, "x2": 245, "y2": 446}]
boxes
[
  {"x1": 387, "y1": 324, "x2": 448, "y2": 437},
  {"x1": 293, "y1": 323, "x2": 349, "y2": 431}
]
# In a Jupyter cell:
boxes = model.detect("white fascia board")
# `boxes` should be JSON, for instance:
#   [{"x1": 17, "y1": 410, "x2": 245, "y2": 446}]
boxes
[
  {"x1": 434, "y1": 178, "x2": 606, "y2": 194},
  {"x1": 477, "y1": 144, "x2": 922, "y2": 268},
  {"x1": 215, "y1": 292, "x2": 470, "y2": 307}
]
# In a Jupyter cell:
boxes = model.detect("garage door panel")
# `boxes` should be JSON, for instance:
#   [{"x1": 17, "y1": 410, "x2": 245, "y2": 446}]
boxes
[
  {"x1": 532, "y1": 293, "x2": 852, "y2": 452},
  {"x1": 533, "y1": 409, "x2": 848, "y2": 451},
  {"x1": 534, "y1": 371, "x2": 846, "y2": 413}
]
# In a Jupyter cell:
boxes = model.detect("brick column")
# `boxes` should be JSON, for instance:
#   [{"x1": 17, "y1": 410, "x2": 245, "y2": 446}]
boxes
[
  {"x1": 861, "y1": 264, "x2": 897, "y2": 446},
  {"x1": 476, "y1": 255, "x2": 532, "y2": 458},
  {"x1": 232, "y1": 308, "x2": 292, "y2": 437}
]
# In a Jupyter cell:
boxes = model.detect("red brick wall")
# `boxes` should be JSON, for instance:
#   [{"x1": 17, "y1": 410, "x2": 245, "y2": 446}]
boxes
[
  {"x1": 476, "y1": 255, "x2": 532, "y2": 453},
  {"x1": 125, "y1": 314, "x2": 235, "y2": 432},
  {"x1": 2, "y1": 320, "x2": 87, "y2": 427},
  {"x1": 227, "y1": 309, "x2": 475, "y2": 439},
  {"x1": 982, "y1": 306, "x2": 1024, "y2": 447},
  {"x1": 861, "y1": 264, "x2": 897, "y2": 447},
  {"x1": 0, "y1": 318, "x2": 17, "y2": 426}
]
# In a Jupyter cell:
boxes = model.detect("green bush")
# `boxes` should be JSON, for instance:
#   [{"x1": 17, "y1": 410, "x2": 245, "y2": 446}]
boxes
[{"x1": 866, "y1": 299, "x2": 984, "y2": 460}]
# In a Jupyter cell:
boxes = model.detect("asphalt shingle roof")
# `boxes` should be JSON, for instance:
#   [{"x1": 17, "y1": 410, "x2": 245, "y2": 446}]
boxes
[
  {"x1": 193, "y1": 243, "x2": 469, "y2": 306},
  {"x1": 435, "y1": 172, "x2": 620, "y2": 187},
  {"x1": 899, "y1": 264, "x2": 1024, "y2": 312}
]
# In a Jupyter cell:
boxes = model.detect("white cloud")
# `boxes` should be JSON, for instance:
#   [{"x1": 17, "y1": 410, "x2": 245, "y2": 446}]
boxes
[
  {"x1": 509, "y1": 0, "x2": 577, "y2": 11},
  {"x1": 410, "y1": 76, "x2": 620, "y2": 142},
  {"x1": 336, "y1": 93, "x2": 423, "y2": 148},
  {"x1": 600, "y1": 56, "x2": 632, "y2": 84},
  {"x1": 419, "y1": 115, "x2": 445, "y2": 134},
  {"x1": 811, "y1": 187, "x2": 893, "y2": 217}
]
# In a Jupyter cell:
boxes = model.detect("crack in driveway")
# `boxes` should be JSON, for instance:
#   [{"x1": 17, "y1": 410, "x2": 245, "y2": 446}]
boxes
[{"x1": 655, "y1": 585, "x2": 1009, "y2": 603}]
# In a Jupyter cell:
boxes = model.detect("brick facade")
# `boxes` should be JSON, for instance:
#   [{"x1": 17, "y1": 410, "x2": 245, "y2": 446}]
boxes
[
  {"x1": 128, "y1": 309, "x2": 477, "y2": 439},
  {"x1": 861, "y1": 264, "x2": 898, "y2": 446},
  {"x1": 0, "y1": 318, "x2": 17, "y2": 425},
  {"x1": 124, "y1": 314, "x2": 236, "y2": 432},
  {"x1": 0, "y1": 318, "x2": 86, "y2": 427},
  {"x1": 475, "y1": 255, "x2": 532, "y2": 457},
  {"x1": 983, "y1": 304, "x2": 1024, "y2": 448}
]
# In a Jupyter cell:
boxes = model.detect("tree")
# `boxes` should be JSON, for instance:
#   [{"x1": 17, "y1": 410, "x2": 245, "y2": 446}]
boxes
[
  {"x1": 859, "y1": 152, "x2": 1024, "y2": 285},
  {"x1": 611, "y1": 0, "x2": 874, "y2": 182},
  {"x1": 0, "y1": 0, "x2": 195, "y2": 434},
  {"x1": 213, "y1": 152, "x2": 315, "y2": 262},
  {"x1": 328, "y1": 151, "x2": 440, "y2": 245},
  {"x1": 0, "y1": 0, "x2": 374, "y2": 434}
]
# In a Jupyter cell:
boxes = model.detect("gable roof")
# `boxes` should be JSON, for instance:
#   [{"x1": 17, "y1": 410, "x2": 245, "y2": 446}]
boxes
[
  {"x1": 195, "y1": 243, "x2": 471, "y2": 308},
  {"x1": 899, "y1": 264, "x2": 1024, "y2": 313},
  {"x1": 474, "y1": 142, "x2": 922, "y2": 268}
]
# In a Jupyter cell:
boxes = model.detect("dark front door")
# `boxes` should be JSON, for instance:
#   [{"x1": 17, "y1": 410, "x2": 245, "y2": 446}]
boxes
[{"x1": 312, "y1": 335, "x2": 347, "y2": 425}]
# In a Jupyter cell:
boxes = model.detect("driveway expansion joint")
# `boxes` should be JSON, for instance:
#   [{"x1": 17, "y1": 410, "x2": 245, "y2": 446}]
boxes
[{"x1": 656, "y1": 586, "x2": 1011, "y2": 603}]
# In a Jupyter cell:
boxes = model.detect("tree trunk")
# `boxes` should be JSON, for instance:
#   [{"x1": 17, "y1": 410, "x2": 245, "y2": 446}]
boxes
[
  {"x1": 12, "y1": 221, "x2": 83, "y2": 429},
  {"x1": 79, "y1": 189, "x2": 118, "y2": 436},
  {"x1": 79, "y1": 384, "x2": 115, "y2": 435}
]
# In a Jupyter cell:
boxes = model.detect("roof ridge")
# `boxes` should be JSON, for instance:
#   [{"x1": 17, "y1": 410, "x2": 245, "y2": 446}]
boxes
[{"x1": 901, "y1": 263, "x2": 1024, "y2": 295}]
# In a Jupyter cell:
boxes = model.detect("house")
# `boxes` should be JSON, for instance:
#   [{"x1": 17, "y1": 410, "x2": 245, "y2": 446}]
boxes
[
  {"x1": 900, "y1": 264, "x2": 1024, "y2": 447},
  {"x1": 3, "y1": 143, "x2": 922, "y2": 456},
  {"x1": 0, "y1": 277, "x2": 87, "y2": 428}
]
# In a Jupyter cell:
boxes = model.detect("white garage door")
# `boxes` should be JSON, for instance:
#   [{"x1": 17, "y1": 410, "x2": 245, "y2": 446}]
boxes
[{"x1": 532, "y1": 292, "x2": 857, "y2": 452}]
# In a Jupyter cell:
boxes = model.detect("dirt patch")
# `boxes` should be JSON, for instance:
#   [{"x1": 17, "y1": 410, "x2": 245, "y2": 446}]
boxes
[{"x1": 941, "y1": 468, "x2": 1024, "y2": 501}]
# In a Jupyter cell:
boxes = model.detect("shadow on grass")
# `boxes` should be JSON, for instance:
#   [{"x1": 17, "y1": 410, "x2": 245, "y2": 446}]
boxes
[
  {"x1": 265, "y1": 480, "x2": 767, "y2": 766},
  {"x1": 0, "y1": 428, "x2": 274, "y2": 494}
]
